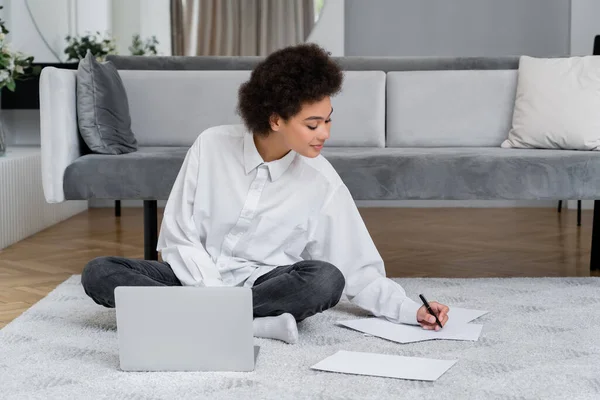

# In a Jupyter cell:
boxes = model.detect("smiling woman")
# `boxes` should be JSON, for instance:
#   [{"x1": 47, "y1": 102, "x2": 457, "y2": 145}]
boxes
[
  {"x1": 236, "y1": 43, "x2": 342, "y2": 160},
  {"x1": 80, "y1": 42, "x2": 449, "y2": 349}
]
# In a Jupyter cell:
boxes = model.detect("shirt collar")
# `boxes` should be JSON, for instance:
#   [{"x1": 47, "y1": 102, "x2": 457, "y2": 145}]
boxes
[{"x1": 243, "y1": 132, "x2": 297, "y2": 182}]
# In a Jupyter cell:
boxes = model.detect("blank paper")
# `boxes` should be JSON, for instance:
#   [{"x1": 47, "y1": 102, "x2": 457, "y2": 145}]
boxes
[
  {"x1": 447, "y1": 307, "x2": 489, "y2": 324},
  {"x1": 338, "y1": 317, "x2": 483, "y2": 344},
  {"x1": 311, "y1": 350, "x2": 457, "y2": 381}
]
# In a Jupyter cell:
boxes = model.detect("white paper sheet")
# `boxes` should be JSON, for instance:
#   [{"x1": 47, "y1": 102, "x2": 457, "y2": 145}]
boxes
[
  {"x1": 311, "y1": 350, "x2": 457, "y2": 381},
  {"x1": 447, "y1": 307, "x2": 489, "y2": 324},
  {"x1": 338, "y1": 317, "x2": 483, "y2": 344}
]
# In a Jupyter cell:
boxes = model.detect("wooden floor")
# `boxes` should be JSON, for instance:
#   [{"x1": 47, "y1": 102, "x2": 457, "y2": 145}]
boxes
[{"x1": 0, "y1": 206, "x2": 597, "y2": 328}]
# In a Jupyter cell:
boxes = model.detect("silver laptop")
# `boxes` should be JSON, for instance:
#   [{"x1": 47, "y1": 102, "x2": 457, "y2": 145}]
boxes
[{"x1": 114, "y1": 286, "x2": 256, "y2": 372}]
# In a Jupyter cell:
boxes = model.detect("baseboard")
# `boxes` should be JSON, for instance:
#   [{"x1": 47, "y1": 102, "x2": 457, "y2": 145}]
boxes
[
  {"x1": 89, "y1": 199, "x2": 168, "y2": 208},
  {"x1": 355, "y1": 200, "x2": 558, "y2": 208},
  {"x1": 89, "y1": 199, "x2": 558, "y2": 209},
  {"x1": 566, "y1": 200, "x2": 594, "y2": 210}
]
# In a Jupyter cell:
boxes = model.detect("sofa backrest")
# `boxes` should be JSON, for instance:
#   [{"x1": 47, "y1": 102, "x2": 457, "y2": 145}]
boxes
[
  {"x1": 108, "y1": 55, "x2": 525, "y2": 149},
  {"x1": 119, "y1": 70, "x2": 386, "y2": 147},
  {"x1": 106, "y1": 55, "x2": 521, "y2": 73},
  {"x1": 386, "y1": 70, "x2": 518, "y2": 147}
]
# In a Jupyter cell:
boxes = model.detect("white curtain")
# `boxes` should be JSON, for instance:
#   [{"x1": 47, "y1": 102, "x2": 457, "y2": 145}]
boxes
[{"x1": 171, "y1": 0, "x2": 315, "y2": 56}]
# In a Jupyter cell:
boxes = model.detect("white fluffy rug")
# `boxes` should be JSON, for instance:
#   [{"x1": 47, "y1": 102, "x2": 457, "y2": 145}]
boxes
[{"x1": 2, "y1": 275, "x2": 600, "y2": 399}]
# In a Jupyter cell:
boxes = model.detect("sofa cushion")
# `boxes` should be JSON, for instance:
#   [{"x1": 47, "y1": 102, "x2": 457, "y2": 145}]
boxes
[
  {"x1": 325, "y1": 147, "x2": 600, "y2": 200},
  {"x1": 386, "y1": 70, "x2": 517, "y2": 147},
  {"x1": 118, "y1": 70, "x2": 385, "y2": 148},
  {"x1": 63, "y1": 147, "x2": 600, "y2": 201},
  {"x1": 76, "y1": 52, "x2": 138, "y2": 155},
  {"x1": 502, "y1": 55, "x2": 600, "y2": 151},
  {"x1": 329, "y1": 71, "x2": 385, "y2": 147},
  {"x1": 64, "y1": 147, "x2": 188, "y2": 200}
]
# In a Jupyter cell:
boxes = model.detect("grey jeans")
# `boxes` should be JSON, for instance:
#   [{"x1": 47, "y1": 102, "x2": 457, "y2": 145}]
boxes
[{"x1": 81, "y1": 256, "x2": 345, "y2": 322}]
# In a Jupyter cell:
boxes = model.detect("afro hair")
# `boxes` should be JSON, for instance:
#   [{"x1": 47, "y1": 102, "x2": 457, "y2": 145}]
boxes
[{"x1": 237, "y1": 43, "x2": 344, "y2": 137}]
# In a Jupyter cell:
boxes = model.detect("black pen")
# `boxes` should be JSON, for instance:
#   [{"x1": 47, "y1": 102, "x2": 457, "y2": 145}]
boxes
[{"x1": 419, "y1": 294, "x2": 443, "y2": 329}]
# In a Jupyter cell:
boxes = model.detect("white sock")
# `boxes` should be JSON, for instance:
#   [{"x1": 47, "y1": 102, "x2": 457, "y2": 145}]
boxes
[{"x1": 253, "y1": 313, "x2": 298, "y2": 344}]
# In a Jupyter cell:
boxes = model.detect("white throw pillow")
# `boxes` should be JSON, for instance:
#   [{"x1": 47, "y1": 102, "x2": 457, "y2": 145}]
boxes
[{"x1": 501, "y1": 55, "x2": 600, "y2": 151}]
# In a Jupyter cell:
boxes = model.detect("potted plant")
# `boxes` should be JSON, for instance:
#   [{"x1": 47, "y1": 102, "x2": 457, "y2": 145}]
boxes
[
  {"x1": 0, "y1": 5, "x2": 38, "y2": 156},
  {"x1": 64, "y1": 31, "x2": 117, "y2": 62},
  {"x1": 129, "y1": 34, "x2": 159, "y2": 56}
]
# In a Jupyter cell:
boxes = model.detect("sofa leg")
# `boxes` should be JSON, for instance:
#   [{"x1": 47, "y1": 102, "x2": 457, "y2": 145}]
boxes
[
  {"x1": 144, "y1": 200, "x2": 158, "y2": 261},
  {"x1": 591, "y1": 200, "x2": 600, "y2": 271},
  {"x1": 577, "y1": 200, "x2": 582, "y2": 227},
  {"x1": 557, "y1": 200, "x2": 562, "y2": 213},
  {"x1": 115, "y1": 200, "x2": 121, "y2": 217}
]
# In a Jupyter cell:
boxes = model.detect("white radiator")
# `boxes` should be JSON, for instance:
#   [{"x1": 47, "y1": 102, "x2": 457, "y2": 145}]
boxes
[{"x1": 0, "y1": 147, "x2": 88, "y2": 250}]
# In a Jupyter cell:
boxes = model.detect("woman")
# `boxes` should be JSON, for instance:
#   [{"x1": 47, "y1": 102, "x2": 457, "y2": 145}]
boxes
[{"x1": 81, "y1": 43, "x2": 449, "y2": 344}]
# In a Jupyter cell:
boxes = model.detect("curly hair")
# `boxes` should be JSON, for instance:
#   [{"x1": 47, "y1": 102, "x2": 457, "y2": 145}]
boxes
[{"x1": 237, "y1": 43, "x2": 344, "y2": 137}]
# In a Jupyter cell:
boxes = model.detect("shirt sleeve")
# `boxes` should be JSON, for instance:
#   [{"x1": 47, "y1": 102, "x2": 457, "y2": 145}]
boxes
[
  {"x1": 305, "y1": 183, "x2": 421, "y2": 325},
  {"x1": 156, "y1": 135, "x2": 224, "y2": 287}
]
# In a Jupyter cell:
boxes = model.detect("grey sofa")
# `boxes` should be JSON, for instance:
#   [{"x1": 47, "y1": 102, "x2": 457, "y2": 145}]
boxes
[{"x1": 40, "y1": 55, "x2": 600, "y2": 271}]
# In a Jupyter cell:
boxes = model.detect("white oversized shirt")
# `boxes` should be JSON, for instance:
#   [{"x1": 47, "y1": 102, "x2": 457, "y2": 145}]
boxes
[{"x1": 157, "y1": 124, "x2": 421, "y2": 325}]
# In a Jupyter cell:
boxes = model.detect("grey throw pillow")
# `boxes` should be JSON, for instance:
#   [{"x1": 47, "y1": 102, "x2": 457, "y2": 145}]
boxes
[{"x1": 76, "y1": 51, "x2": 138, "y2": 154}]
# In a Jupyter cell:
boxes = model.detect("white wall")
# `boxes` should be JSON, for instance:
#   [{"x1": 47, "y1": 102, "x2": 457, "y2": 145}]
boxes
[
  {"x1": 111, "y1": 0, "x2": 171, "y2": 56},
  {"x1": 111, "y1": 0, "x2": 140, "y2": 55},
  {"x1": 2, "y1": 0, "x2": 170, "y2": 60},
  {"x1": 570, "y1": 0, "x2": 600, "y2": 56},
  {"x1": 4, "y1": 0, "x2": 69, "y2": 62},
  {"x1": 345, "y1": 0, "x2": 570, "y2": 57},
  {"x1": 75, "y1": 0, "x2": 111, "y2": 37},
  {"x1": 139, "y1": 0, "x2": 171, "y2": 55},
  {"x1": 306, "y1": 0, "x2": 344, "y2": 56},
  {"x1": 2, "y1": 0, "x2": 110, "y2": 63}
]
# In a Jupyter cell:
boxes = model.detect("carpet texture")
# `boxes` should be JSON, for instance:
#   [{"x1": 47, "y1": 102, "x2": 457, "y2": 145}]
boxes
[{"x1": 2, "y1": 276, "x2": 600, "y2": 400}]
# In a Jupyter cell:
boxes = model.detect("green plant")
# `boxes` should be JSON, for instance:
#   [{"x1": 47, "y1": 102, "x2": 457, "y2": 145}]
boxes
[
  {"x1": 129, "y1": 34, "x2": 159, "y2": 56},
  {"x1": 64, "y1": 31, "x2": 117, "y2": 62},
  {"x1": 0, "y1": 5, "x2": 38, "y2": 92}
]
